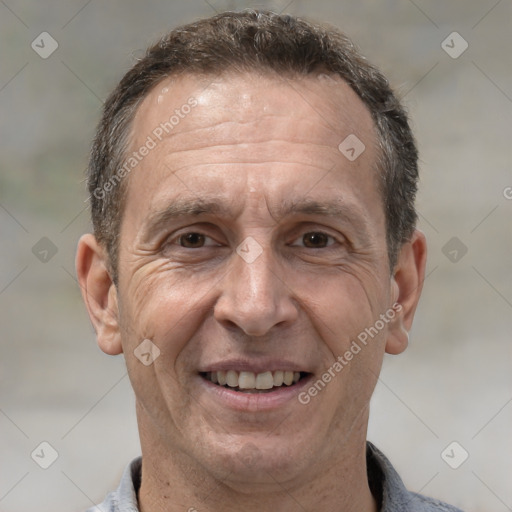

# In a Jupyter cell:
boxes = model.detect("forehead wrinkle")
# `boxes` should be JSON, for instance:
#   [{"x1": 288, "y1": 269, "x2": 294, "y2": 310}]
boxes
[
  {"x1": 131, "y1": 73, "x2": 376, "y2": 155},
  {"x1": 153, "y1": 137, "x2": 338, "y2": 155},
  {"x1": 159, "y1": 161, "x2": 337, "y2": 177},
  {"x1": 132, "y1": 115, "x2": 345, "y2": 156}
]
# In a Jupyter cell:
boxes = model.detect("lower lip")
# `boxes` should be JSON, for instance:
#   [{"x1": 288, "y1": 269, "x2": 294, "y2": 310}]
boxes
[{"x1": 197, "y1": 374, "x2": 314, "y2": 412}]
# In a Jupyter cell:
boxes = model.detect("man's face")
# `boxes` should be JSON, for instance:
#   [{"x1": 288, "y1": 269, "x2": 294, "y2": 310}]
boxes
[{"x1": 112, "y1": 72, "x2": 400, "y2": 483}]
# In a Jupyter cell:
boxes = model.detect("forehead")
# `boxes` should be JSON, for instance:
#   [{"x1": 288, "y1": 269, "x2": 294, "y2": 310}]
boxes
[
  {"x1": 124, "y1": 71, "x2": 381, "y2": 222},
  {"x1": 133, "y1": 70, "x2": 376, "y2": 148}
]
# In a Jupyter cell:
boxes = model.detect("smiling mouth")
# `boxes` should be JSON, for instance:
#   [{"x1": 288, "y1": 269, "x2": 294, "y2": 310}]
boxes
[{"x1": 199, "y1": 370, "x2": 311, "y2": 393}]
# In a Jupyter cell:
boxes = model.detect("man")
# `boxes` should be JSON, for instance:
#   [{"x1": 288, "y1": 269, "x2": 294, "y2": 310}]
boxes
[{"x1": 76, "y1": 10, "x2": 463, "y2": 512}]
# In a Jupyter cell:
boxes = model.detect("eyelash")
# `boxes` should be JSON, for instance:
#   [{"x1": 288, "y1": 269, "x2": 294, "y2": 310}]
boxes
[{"x1": 166, "y1": 230, "x2": 340, "y2": 249}]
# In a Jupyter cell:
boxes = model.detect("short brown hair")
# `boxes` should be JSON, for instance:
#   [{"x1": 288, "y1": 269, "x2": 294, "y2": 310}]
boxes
[{"x1": 87, "y1": 10, "x2": 418, "y2": 283}]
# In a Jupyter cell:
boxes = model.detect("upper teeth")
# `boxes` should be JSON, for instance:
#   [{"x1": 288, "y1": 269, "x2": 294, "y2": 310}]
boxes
[{"x1": 206, "y1": 370, "x2": 301, "y2": 389}]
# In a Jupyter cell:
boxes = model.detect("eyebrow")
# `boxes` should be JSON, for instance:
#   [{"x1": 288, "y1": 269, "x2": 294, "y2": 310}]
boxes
[
  {"x1": 141, "y1": 198, "x2": 232, "y2": 242},
  {"x1": 141, "y1": 196, "x2": 371, "y2": 243},
  {"x1": 278, "y1": 198, "x2": 371, "y2": 242}
]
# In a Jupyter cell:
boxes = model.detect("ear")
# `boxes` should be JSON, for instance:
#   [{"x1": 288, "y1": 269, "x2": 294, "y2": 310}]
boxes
[
  {"x1": 75, "y1": 234, "x2": 123, "y2": 355},
  {"x1": 385, "y1": 229, "x2": 427, "y2": 355}
]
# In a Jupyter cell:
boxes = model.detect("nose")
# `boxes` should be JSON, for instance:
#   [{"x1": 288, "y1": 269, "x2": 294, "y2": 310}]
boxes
[{"x1": 213, "y1": 241, "x2": 298, "y2": 336}]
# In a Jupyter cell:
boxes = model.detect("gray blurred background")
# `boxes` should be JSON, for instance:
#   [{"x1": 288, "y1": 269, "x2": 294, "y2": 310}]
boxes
[{"x1": 1, "y1": 1, "x2": 511, "y2": 511}]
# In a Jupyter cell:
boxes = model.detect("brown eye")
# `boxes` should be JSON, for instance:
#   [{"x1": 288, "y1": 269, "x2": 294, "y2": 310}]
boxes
[
  {"x1": 302, "y1": 232, "x2": 330, "y2": 248},
  {"x1": 179, "y1": 233, "x2": 205, "y2": 248}
]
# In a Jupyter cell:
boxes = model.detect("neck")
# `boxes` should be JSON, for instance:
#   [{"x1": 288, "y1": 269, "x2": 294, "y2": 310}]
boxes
[{"x1": 137, "y1": 405, "x2": 378, "y2": 512}]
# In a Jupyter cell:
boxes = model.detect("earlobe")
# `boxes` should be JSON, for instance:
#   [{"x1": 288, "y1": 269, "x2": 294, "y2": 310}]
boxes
[
  {"x1": 385, "y1": 229, "x2": 427, "y2": 355},
  {"x1": 385, "y1": 322, "x2": 410, "y2": 355},
  {"x1": 76, "y1": 234, "x2": 123, "y2": 355}
]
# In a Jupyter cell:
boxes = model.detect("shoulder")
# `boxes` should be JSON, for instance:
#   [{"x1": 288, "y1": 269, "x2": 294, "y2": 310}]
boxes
[
  {"x1": 405, "y1": 491, "x2": 466, "y2": 511},
  {"x1": 366, "y1": 442, "x2": 465, "y2": 512},
  {"x1": 85, "y1": 457, "x2": 142, "y2": 512},
  {"x1": 85, "y1": 491, "x2": 116, "y2": 512},
  {"x1": 400, "y1": 491, "x2": 468, "y2": 512}
]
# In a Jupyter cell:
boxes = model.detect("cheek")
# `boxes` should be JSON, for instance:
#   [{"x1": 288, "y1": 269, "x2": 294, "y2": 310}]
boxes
[
  {"x1": 303, "y1": 269, "x2": 389, "y2": 398},
  {"x1": 308, "y1": 271, "x2": 387, "y2": 347},
  {"x1": 117, "y1": 264, "x2": 210, "y2": 423},
  {"x1": 118, "y1": 261, "x2": 214, "y2": 363}
]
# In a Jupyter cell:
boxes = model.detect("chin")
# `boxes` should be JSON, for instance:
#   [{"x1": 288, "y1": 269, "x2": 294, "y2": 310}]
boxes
[{"x1": 204, "y1": 433, "x2": 313, "y2": 486}]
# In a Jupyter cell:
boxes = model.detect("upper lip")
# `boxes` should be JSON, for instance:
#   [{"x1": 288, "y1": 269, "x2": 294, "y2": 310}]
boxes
[{"x1": 198, "y1": 358, "x2": 313, "y2": 374}]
